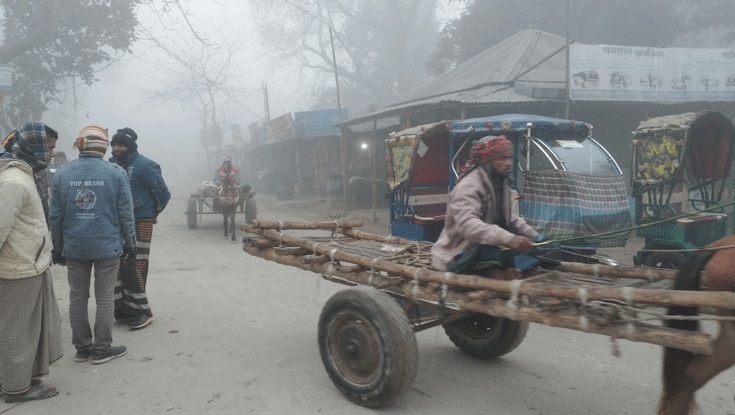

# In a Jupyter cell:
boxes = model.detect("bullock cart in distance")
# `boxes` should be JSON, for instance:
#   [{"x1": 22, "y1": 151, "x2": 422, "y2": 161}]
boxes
[
  {"x1": 186, "y1": 181, "x2": 257, "y2": 230},
  {"x1": 241, "y1": 219, "x2": 735, "y2": 408}
]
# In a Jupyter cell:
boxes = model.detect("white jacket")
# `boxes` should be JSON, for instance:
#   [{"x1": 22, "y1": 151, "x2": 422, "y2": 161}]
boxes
[{"x1": 0, "y1": 159, "x2": 52, "y2": 279}]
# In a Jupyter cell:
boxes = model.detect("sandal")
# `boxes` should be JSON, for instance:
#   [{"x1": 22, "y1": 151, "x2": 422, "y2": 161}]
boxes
[
  {"x1": 4, "y1": 384, "x2": 58, "y2": 403},
  {"x1": 0, "y1": 378, "x2": 42, "y2": 396}
]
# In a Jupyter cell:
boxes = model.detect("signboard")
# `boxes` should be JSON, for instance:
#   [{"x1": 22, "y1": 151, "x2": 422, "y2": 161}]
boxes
[
  {"x1": 294, "y1": 108, "x2": 348, "y2": 138},
  {"x1": 269, "y1": 113, "x2": 297, "y2": 142},
  {"x1": 569, "y1": 44, "x2": 735, "y2": 102},
  {"x1": 0, "y1": 67, "x2": 12, "y2": 93},
  {"x1": 248, "y1": 120, "x2": 269, "y2": 145}
]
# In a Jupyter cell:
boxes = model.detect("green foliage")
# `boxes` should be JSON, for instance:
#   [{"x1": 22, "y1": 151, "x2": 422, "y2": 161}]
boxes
[{"x1": 0, "y1": 0, "x2": 141, "y2": 130}]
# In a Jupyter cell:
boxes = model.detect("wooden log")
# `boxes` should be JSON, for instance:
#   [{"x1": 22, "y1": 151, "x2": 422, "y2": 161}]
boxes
[
  {"x1": 243, "y1": 238, "x2": 280, "y2": 248},
  {"x1": 301, "y1": 255, "x2": 330, "y2": 265},
  {"x1": 274, "y1": 247, "x2": 311, "y2": 256},
  {"x1": 241, "y1": 227, "x2": 735, "y2": 311},
  {"x1": 247, "y1": 219, "x2": 364, "y2": 230},
  {"x1": 243, "y1": 244, "x2": 713, "y2": 354},
  {"x1": 553, "y1": 261, "x2": 711, "y2": 286}
]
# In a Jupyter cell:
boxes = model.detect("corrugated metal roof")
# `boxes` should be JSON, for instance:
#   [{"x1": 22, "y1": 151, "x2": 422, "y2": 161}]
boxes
[
  {"x1": 342, "y1": 29, "x2": 569, "y2": 127},
  {"x1": 391, "y1": 29, "x2": 567, "y2": 106}
]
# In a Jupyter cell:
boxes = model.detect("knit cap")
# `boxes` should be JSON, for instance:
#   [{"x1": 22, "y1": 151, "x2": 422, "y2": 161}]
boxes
[
  {"x1": 74, "y1": 125, "x2": 109, "y2": 157},
  {"x1": 110, "y1": 127, "x2": 138, "y2": 152}
]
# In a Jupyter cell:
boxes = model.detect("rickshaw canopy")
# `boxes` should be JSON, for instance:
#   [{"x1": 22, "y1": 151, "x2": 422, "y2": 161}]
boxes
[{"x1": 632, "y1": 111, "x2": 735, "y2": 189}]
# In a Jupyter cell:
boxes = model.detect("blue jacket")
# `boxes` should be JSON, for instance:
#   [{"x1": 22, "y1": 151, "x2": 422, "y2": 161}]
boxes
[
  {"x1": 113, "y1": 151, "x2": 171, "y2": 220},
  {"x1": 50, "y1": 156, "x2": 136, "y2": 260}
]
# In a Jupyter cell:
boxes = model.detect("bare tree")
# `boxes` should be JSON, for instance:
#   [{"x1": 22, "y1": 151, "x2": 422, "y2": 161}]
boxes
[
  {"x1": 249, "y1": 0, "x2": 443, "y2": 108},
  {"x1": 143, "y1": 31, "x2": 256, "y2": 169}
]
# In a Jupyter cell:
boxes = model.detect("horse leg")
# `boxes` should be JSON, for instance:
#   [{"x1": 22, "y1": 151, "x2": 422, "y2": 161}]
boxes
[
  {"x1": 223, "y1": 212, "x2": 229, "y2": 237},
  {"x1": 657, "y1": 319, "x2": 735, "y2": 415},
  {"x1": 230, "y1": 210, "x2": 237, "y2": 241}
]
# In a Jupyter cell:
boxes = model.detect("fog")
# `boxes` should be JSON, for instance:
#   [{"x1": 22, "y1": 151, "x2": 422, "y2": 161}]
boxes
[{"x1": 39, "y1": 1, "x2": 315, "y2": 197}]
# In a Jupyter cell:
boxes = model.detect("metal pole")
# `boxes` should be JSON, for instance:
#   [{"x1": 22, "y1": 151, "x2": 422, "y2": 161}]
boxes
[
  {"x1": 330, "y1": 27, "x2": 348, "y2": 212},
  {"x1": 565, "y1": 0, "x2": 571, "y2": 118},
  {"x1": 371, "y1": 119, "x2": 378, "y2": 222}
]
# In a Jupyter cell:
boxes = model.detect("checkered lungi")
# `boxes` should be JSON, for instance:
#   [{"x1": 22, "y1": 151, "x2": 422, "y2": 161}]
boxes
[{"x1": 0, "y1": 270, "x2": 63, "y2": 394}]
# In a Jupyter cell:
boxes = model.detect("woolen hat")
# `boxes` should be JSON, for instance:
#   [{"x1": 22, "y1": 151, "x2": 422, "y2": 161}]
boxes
[
  {"x1": 74, "y1": 125, "x2": 109, "y2": 158},
  {"x1": 111, "y1": 127, "x2": 138, "y2": 152}
]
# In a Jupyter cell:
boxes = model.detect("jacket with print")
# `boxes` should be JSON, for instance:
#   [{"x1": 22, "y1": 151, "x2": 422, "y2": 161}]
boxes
[{"x1": 50, "y1": 156, "x2": 136, "y2": 260}]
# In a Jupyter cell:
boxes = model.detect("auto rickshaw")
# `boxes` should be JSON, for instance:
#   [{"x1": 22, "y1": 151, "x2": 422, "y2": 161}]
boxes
[
  {"x1": 385, "y1": 114, "x2": 631, "y2": 257},
  {"x1": 631, "y1": 110, "x2": 735, "y2": 268}
]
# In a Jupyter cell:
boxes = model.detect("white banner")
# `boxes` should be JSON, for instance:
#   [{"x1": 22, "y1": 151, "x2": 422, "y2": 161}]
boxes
[{"x1": 569, "y1": 44, "x2": 735, "y2": 102}]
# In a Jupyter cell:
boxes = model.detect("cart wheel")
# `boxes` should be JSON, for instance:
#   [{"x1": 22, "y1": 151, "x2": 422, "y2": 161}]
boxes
[
  {"x1": 186, "y1": 198, "x2": 198, "y2": 229},
  {"x1": 318, "y1": 286, "x2": 418, "y2": 408},
  {"x1": 642, "y1": 252, "x2": 688, "y2": 269},
  {"x1": 245, "y1": 198, "x2": 258, "y2": 223},
  {"x1": 443, "y1": 313, "x2": 528, "y2": 359}
]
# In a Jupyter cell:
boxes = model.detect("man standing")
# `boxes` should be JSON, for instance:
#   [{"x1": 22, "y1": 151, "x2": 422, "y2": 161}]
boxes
[
  {"x1": 3, "y1": 125, "x2": 58, "y2": 223},
  {"x1": 431, "y1": 136, "x2": 539, "y2": 279},
  {"x1": 110, "y1": 127, "x2": 171, "y2": 330},
  {"x1": 0, "y1": 122, "x2": 63, "y2": 402},
  {"x1": 50, "y1": 125, "x2": 135, "y2": 364}
]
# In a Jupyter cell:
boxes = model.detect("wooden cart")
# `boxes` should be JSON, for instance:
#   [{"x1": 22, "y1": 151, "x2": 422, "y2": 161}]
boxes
[
  {"x1": 186, "y1": 183, "x2": 257, "y2": 229},
  {"x1": 241, "y1": 219, "x2": 735, "y2": 408}
]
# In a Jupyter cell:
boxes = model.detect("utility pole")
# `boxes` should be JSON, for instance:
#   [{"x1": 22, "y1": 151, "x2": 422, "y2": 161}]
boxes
[{"x1": 565, "y1": 0, "x2": 571, "y2": 119}]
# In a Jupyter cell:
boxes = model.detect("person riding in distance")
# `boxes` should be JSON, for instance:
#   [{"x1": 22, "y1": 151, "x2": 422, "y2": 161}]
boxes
[
  {"x1": 430, "y1": 135, "x2": 541, "y2": 279},
  {"x1": 214, "y1": 155, "x2": 241, "y2": 187}
]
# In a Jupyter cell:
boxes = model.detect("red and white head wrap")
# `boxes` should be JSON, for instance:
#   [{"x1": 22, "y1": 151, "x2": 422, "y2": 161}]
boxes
[
  {"x1": 458, "y1": 135, "x2": 511, "y2": 181},
  {"x1": 74, "y1": 125, "x2": 109, "y2": 158}
]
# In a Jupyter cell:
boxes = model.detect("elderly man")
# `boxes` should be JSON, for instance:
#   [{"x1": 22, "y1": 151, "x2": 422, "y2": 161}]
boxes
[
  {"x1": 110, "y1": 127, "x2": 170, "y2": 330},
  {"x1": 431, "y1": 135, "x2": 540, "y2": 279},
  {"x1": 0, "y1": 122, "x2": 63, "y2": 402}
]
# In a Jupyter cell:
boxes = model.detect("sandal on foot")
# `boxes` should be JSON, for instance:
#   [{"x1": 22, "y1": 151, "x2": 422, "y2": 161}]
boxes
[
  {"x1": 0, "y1": 379, "x2": 41, "y2": 396},
  {"x1": 4, "y1": 384, "x2": 58, "y2": 403}
]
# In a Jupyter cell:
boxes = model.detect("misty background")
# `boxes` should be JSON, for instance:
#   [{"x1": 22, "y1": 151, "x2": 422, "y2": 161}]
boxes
[{"x1": 1, "y1": 0, "x2": 734, "y2": 197}]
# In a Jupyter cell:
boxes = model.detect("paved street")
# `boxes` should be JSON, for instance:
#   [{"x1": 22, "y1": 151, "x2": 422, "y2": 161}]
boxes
[{"x1": 6, "y1": 194, "x2": 734, "y2": 414}]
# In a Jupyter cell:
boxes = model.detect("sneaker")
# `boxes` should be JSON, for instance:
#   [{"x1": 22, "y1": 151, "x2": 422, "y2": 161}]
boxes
[
  {"x1": 91, "y1": 345, "x2": 127, "y2": 365},
  {"x1": 75, "y1": 347, "x2": 92, "y2": 362},
  {"x1": 129, "y1": 315, "x2": 154, "y2": 330}
]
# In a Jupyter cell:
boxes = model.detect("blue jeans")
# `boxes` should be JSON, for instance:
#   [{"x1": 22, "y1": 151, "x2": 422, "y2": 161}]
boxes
[{"x1": 67, "y1": 257, "x2": 120, "y2": 352}]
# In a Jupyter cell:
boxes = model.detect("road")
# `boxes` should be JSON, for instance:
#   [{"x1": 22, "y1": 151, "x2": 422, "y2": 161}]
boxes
[{"x1": 7, "y1": 194, "x2": 734, "y2": 414}]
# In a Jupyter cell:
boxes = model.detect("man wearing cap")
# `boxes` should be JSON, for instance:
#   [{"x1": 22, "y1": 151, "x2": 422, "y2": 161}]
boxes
[
  {"x1": 50, "y1": 125, "x2": 135, "y2": 365},
  {"x1": 0, "y1": 122, "x2": 63, "y2": 402},
  {"x1": 110, "y1": 127, "x2": 170, "y2": 330},
  {"x1": 213, "y1": 155, "x2": 240, "y2": 187},
  {"x1": 431, "y1": 135, "x2": 540, "y2": 279}
]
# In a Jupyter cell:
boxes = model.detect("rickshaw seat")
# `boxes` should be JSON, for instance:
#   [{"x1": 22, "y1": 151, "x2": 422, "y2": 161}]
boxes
[{"x1": 406, "y1": 191, "x2": 449, "y2": 223}]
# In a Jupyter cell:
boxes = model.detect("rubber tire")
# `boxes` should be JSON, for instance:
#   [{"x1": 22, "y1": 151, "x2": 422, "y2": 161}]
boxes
[
  {"x1": 318, "y1": 286, "x2": 418, "y2": 408},
  {"x1": 443, "y1": 314, "x2": 529, "y2": 359},
  {"x1": 642, "y1": 252, "x2": 689, "y2": 269},
  {"x1": 186, "y1": 198, "x2": 198, "y2": 229},
  {"x1": 245, "y1": 198, "x2": 258, "y2": 223}
]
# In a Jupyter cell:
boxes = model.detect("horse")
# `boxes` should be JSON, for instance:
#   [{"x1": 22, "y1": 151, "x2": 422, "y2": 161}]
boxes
[
  {"x1": 657, "y1": 234, "x2": 735, "y2": 415},
  {"x1": 217, "y1": 175, "x2": 240, "y2": 242}
]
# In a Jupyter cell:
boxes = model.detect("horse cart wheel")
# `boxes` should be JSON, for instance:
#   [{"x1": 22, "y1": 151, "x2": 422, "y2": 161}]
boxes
[
  {"x1": 443, "y1": 313, "x2": 528, "y2": 359},
  {"x1": 186, "y1": 197, "x2": 198, "y2": 229},
  {"x1": 318, "y1": 286, "x2": 418, "y2": 408},
  {"x1": 245, "y1": 198, "x2": 258, "y2": 223},
  {"x1": 642, "y1": 252, "x2": 688, "y2": 269}
]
